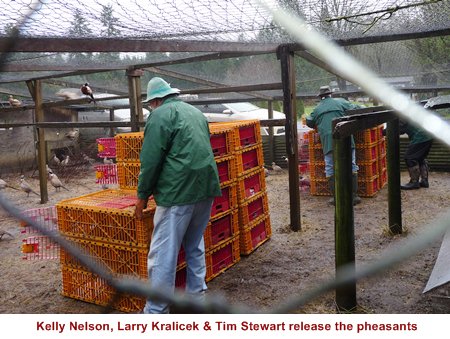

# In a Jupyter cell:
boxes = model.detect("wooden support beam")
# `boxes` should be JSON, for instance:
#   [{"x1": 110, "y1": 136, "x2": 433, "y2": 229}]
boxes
[
  {"x1": 278, "y1": 45, "x2": 301, "y2": 232},
  {"x1": 386, "y1": 119, "x2": 402, "y2": 234}
]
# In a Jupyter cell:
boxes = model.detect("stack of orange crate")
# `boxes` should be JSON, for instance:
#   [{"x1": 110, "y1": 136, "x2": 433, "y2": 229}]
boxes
[
  {"x1": 215, "y1": 120, "x2": 271, "y2": 256},
  {"x1": 56, "y1": 189, "x2": 157, "y2": 312},
  {"x1": 308, "y1": 124, "x2": 387, "y2": 197}
]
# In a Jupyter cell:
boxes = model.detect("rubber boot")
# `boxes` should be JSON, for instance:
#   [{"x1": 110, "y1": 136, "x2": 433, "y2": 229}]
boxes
[
  {"x1": 352, "y1": 174, "x2": 362, "y2": 205},
  {"x1": 419, "y1": 160, "x2": 429, "y2": 188},
  {"x1": 401, "y1": 164, "x2": 420, "y2": 190},
  {"x1": 327, "y1": 175, "x2": 335, "y2": 206}
]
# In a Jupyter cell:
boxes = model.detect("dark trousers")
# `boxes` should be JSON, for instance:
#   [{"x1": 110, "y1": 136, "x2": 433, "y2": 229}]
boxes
[{"x1": 404, "y1": 140, "x2": 433, "y2": 167}]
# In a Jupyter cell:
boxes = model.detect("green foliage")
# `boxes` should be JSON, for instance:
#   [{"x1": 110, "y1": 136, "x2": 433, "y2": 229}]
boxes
[
  {"x1": 69, "y1": 9, "x2": 92, "y2": 37},
  {"x1": 100, "y1": 4, "x2": 120, "y2": 37}
]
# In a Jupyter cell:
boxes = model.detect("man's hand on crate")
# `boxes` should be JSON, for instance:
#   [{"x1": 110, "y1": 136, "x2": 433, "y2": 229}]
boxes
[{"x1": 135, "y1": 198, "x2": 148, "y2": 220}]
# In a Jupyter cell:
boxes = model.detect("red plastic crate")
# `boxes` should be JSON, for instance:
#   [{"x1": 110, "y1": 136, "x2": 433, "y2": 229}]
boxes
[
  {"x1": 235, "y1": 143, "x2": 264, "y2": 175},
  {"x1": 239, "y1": 191, "x2": 269, "y2": 227},
  {"x1": 237, "y1": 167, "x2": 266, "y2": 202},
  {"x1": 97, "y1": 137, "x2": 116, "y2": 158},
  {"x1": 205, "y1": 235, "x2": 240, "y2": 282},
  {"x1": 22, "y1": 235, "x2": 59, "y2": 260},
  {"x1": 205, "y1": 209, "x2": 239, "y2": 251},
  {"x1": 233, "y1": 120, "x2": 262, "y2": 149},
  {"x1": 240, "y1": 214, "x2": 271, "y2": 255},
  {"x1": 378, "y1": 138, "x2": 386, "y2": 157},
  {"x1": 210, "y1": 183, "x2": 238, "y2": 218},
  {"x1": 378, "y1": 154, "x2": 387, "y2": 174},
  {"x1": 95, "y1": 164, "x2": 118, "y2": 185},
  {"x1": 215, "y1": 154, "x2": 237, "y2": 186},
  {"x1": 209, "y1": 124, "x2": 236, "y2": 158},
  {"x1": 19, "y1": 206, "x2": 58, "y2": 234}
]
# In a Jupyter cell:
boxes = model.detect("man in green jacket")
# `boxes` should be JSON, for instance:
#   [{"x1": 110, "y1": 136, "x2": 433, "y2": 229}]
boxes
[
  {"x1": 135, "y1": 77, "x2": 222, "y2": 313},
  {"x1": 399, "y1": 120, "x2": 433, "y2": 189},
  {"x1": 306, "y1": 86, "x2": 362, "y2": 205}
]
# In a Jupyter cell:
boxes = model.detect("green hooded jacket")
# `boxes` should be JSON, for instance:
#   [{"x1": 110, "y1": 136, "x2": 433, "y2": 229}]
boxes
[
  {"x1": 306, "y1": 97, "x2": 359, "y2": 154},
  {"x1": 399, "y1": 121, "x2": 433, "y2": 145},
  {"x1": 137, "y1": 96, "x2": 221, "y2": 206}
]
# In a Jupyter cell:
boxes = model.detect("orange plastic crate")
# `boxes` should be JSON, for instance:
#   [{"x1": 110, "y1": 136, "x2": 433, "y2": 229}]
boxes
[
  {"x1": 209, "y1": 124, "x2": 236, "y2": 158},
  {"x1": 357, "y1": 159, "x2": 378, "y2": 180},
  {"x1": 358, "y1": 175, "x2": 379, "y2": 197},
  {"x1": 235, "y1": 142, "x2": 264, "y2": 176},
  {"x1": 379, "y1": 168, "x2": 387, "y2": 189},
  {"x1": 308, "y1": 144, "x2": 324, "y2": 163},
  {"x1": 356, "y1": 142, "x2": 379, "y2": 163},
  {"x1": 239, "y1": 214, "x2": 271, "y2": 256},
  {"x1": 310, "y1": 178, "x2": 332, "y2": 196},
  {"x1": 210, "y1": 182, "x2": 238, "y2": 218},
  {"x1": 237, "y1": 167, "x2": 266, "y2": 202},
  {"x1": 354, "y1": 126, "x2": 380, "y2": 145},
  {"x1": 308, "y1": 130, "x2": 321, "y2": 147},
  {"x1": 238, "y1": 191, "x2": 269, "y2": 227},
  {"x1": 378, "y1": 154, "x2": 387, "y2": 174},
  {"x1": 61, "y1": 266, "x2": 146, "y2": 313},
  {"x1": 215, "y1": 154, "x2": 237, "y2": 186},
  {"x1": 205, "y1": 235, "x2": 240, "y2": 282},
  {"x1": 378, "y1": 138, "x2": 386, "y2": 157},
  {"x1": 309, "y1": 161, "x2": 326, "y2": 179},
  {"x1": 60, "y1": 239, "x2": 149, "y2": 277},
  {"x1": 56, "y1": 189, "x2": 155, "y2": 247},
  {"x1": 205, "y1": 208, "x2": 239, "y2": 251},
  {"x1": 115, "y1": 132, "x2": 144, "y2": 162},
  {"x1": 116, "y1": 162, "x2": 140, "y2": 190}
]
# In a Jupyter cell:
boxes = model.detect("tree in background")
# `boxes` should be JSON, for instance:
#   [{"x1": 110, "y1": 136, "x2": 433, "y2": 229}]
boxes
[{"x1": 100, "y1": 4, "x2": 120, "y2": 37}]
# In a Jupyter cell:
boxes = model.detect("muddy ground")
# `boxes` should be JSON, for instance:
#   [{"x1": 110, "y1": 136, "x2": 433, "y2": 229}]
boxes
[{"x1": 0, "y1": 163, "x2": 449, "y2": 314}]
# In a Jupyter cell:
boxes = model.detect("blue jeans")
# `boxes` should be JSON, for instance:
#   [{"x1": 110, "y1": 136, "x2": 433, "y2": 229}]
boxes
[
  {"x1": 324, "y1": 149, "x2": 359, "y2": 177},
  {"x1": 143, "y1": 198, "x2": 214, "y2": 314}
]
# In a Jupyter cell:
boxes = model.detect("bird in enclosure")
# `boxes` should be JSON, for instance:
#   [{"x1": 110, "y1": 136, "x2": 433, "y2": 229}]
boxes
[
  {"x1": 264, "y1": 167, "x2": 270, "y2": 177},
  {"x1": 65, "y1": 128, "x2": 79, "y2": 140},
  {"x1": 60, "y1": 155, "x2": 69, "y2": 166},
  {"x1": 46, "y1": 164, "x2": 53, "y2": 175},
  {"x1": 0, "y1": 178, "x2": 19, "y2": 190},
  {"x1": 271, "y1": 161, "x2": 283, "y2": 174},
  {"x1": 19, "y1": 175, "x2": 40, "y2": 197},
  {"x1": 103, "y1": 157, "x2": 114, "y2": 165},
  {"x1": 82, "y1": 153, "x2": 95, "y2": 165},
  {"x1": 0, "y1": 230, "x2": 13, "y2": 240},
  {"x1": 50, "y1": 154, "x2": 60, "y2": 167},
  {"x1": 282, "y1": 156, "x2": 288, "y2": 164},
  {"x1": 8, "y1": 95, "x2": 21, "y2": 107},
  {"x1": 48, "y1": 173, "x2": 69, "y2": 192},
  {"x1": 80, "y1": 83, "x2": 96, "y2": 103}
]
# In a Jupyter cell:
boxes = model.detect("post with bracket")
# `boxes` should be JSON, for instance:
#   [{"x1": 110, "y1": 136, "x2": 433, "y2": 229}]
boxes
[{"x1": 127, "y1": 68, "x2": 144, "y2": 132}]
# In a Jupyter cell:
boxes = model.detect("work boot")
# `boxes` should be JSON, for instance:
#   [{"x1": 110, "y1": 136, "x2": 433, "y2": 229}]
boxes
[
  {"x1": 419, "y1": 160, "x2": 429, "y2": 188},
  {"x1": 327, "y1": 175, "x2": 335, "y2": 206},
  {"x1": 352, "y1": 174, "x2": 362, "y2": 205},
  {"x1": 401, "y1": 164, "x2": 420, "y2": 190}
]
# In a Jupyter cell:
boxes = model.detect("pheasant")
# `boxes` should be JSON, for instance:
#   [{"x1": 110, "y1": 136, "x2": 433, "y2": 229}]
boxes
[{"x1": 20, "y1": 175, "x2": 40, "y2": 197}]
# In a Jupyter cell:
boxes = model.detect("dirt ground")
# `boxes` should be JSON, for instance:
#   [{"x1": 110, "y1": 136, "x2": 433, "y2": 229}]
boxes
[{"x1": 0, "y1": 163, "x2": 449, "y2": 314}]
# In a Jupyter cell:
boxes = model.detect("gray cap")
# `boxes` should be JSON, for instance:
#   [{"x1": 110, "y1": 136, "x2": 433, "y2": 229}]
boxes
[{"x1": 318, "y1": 85, "x2": 332, "y2": 97}]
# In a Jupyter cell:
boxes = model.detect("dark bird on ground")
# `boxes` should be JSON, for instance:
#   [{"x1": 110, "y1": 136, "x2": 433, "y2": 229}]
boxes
[
  {"x1": 0, "y1": 230, "x2": 13, "y2": 240},
  {"x1": 80, "y1": 83, "x2": 96, "y2": 103},
  {"x1": 19, "y1": 175, "x2": 40, "y2": 197},
  {"x1": 8, "y1": 95, "x2": 22, "y2": 107},
  {"x1": 48, "y1": 173, "x2": 69, "y2": 192}
]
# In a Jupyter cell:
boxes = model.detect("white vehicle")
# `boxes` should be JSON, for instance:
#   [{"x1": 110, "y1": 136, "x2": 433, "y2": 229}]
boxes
[{"x1": 193, "y1": 102, "x2": 286, "y2": 136}]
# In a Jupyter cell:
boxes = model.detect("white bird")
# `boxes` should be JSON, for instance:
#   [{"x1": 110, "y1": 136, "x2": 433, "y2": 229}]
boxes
[
  {"x1": 103, "y1": 157, "x2": 114, "y2": 165},
  {"x1": 0, "y1": 230, "x2": 13, "y2": 240},
  {"x1": 82, "y1": 153, "x2": 95, "y2": 165},
  {"x1": 282, "y1": 156, "x2": 288, "y2": 164},
  {"x1": 56, "y1": 89, "x2": 80, "y2": 100},
  {"x1": 46, "y1": 164, "x2": 53, "y2": 175},
  {"x1": 48, "y1": 173, "x2": 69, "y2": 192},
  {"x1": 19, "y1": 175, "x2": 40, "y2": 197},
  {"x1": 8, "y1": 95, "x2": 21, "y2": 107},
  {"x1": 50, "y1": 154, "x2": 60, "y2": 166},
  {"x1": 65, "y1": 128, "x2": 79, "y2": 140},
  {"x1": 61, "y1": 155, "x2": 69, "y2": 166},
  {"x1": 272, "y1": 161, "x2": 283, "y2": 174},
  {"x1": 264, "y1": 167, "x2": 270, "y2": 177},
  {"x1": 0, "y1": 178, "x2": 18, "y2": 190}
]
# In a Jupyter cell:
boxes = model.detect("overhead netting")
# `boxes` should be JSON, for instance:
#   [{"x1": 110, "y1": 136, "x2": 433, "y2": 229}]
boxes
[{"x1": 0, "y1": 0, "x2": 448, "y2": 41}]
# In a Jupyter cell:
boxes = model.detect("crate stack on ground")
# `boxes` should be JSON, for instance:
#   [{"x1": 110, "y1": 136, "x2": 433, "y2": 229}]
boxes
[
  {"x1": 213, "y1": 120, "x2": 271, "y2": 256},
  {"x1": 56, "y1": 189, "x2": 157, "y2": 312},
  {"x1": 308, "y1": 125, "x2": 387, "y2": 197},
  {"x1": 95, "y1": 137, "x2": 118, "y2": 185}
]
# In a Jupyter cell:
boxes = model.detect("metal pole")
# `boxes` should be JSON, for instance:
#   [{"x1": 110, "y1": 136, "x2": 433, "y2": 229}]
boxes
[
  {"x1": 334, "y1": 133, "x2": 356, "y2": 311},
  {"x1": 278, "y1": 45, "x2": 301, "y2": 231},
  {"x1": 386, "y1": 119, "x2": 402, "y2": 234},
  {"x1": 109, "y1": 108, "x2": 115, "y2": 137}
]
